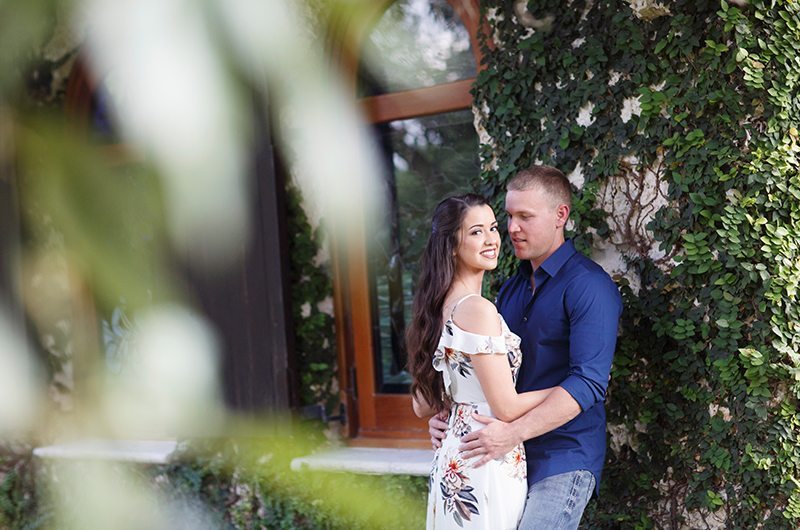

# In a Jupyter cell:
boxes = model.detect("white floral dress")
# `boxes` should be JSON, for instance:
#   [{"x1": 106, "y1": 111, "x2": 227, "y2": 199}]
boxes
[{"x1": 426, "y1": 296, "x2": 527, "y2": 529}]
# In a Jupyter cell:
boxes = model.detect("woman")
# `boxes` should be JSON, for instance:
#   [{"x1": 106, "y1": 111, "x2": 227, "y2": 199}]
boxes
[{"x1": 407, "y1": 194, "x2": 553, "y2": 529}]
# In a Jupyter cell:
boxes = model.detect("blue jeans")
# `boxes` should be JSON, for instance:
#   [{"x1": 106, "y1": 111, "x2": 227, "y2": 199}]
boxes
[{"x1": 518, "y1": 470, "x2": 595, "y2": 530}]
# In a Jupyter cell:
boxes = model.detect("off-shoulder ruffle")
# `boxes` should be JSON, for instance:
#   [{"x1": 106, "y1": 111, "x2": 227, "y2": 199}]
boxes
[
  {"x1": 431, "y1": 349, "x2": 453, "y2": 395},
  {"x1": 431, "y1": 316, "x2": 522, "y2": 399},
  {"x1": 432, "y1": 319, "x2": 512, "y2": 395},
  {"x1": 440, "y1": 320, "x2": 507, "y2": 355}
]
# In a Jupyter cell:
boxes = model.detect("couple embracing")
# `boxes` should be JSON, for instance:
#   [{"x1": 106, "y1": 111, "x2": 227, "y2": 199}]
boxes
[{"x1": 408, "y1": 165, "x2": 622, "y2": 529}]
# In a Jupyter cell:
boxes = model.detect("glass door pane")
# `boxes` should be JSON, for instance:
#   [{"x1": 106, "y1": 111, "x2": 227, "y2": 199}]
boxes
[
  {"x1": 358, "y1": 0, "x2": 477, "y2": 97},
  {"x1": 370, "y1": 108, "x2": 480, "y2": 392}
]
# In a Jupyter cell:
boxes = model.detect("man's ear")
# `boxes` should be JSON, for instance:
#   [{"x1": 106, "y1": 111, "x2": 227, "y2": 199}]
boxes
[{"x1": 555, "y1": 204, "x2": 570, "y2": 228}]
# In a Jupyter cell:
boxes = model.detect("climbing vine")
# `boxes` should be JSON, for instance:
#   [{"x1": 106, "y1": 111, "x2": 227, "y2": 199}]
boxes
[
  {"x1": 475, "y1": 0, "x2": 800, "y2": 527},
  {"x1": 286, "y1": 182, "x2": 339, "y2": 411}
]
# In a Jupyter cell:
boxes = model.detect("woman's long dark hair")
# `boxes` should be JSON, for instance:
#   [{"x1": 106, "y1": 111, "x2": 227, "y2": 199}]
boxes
[{"x1": 407, "y1": 193, "x2": 489, "y2": 413}]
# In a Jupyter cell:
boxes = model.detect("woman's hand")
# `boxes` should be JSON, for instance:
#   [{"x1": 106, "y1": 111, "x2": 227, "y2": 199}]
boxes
[{"x1": 428, "y1": 410, "x2": 449, "y2": 449}]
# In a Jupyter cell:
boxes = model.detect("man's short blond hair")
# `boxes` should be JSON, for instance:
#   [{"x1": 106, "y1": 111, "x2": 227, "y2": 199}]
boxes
[{"x1": 507, "y1": 165, "x2": 572, "y2": 209}]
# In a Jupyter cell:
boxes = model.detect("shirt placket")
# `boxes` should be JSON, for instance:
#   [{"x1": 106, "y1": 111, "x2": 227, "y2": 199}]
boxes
[{"x1": 521, "y1": 267, "x2": 550, "y2": 323}]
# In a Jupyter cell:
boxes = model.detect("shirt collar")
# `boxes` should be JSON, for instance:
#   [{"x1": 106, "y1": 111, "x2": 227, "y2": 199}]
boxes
[{"x1": 518, "y1": 239, "x2": 577, "y2": 279}]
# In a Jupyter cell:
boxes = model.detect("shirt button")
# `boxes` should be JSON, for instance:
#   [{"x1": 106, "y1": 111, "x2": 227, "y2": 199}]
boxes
[{"x1": 522, "y1": 316, "x2": 528, "y2": 322}]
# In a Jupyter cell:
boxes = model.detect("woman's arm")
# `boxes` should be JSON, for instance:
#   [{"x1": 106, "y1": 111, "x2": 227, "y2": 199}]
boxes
[
  {"x1": 412, "y1": 391, "x2": 438, "y2": 418},
  {"x1": 454, "y1": 296, "x2": 554, "y2": 422},
  {"x1": 469, "y1": 355, "x2": 554, "y2": 422}
]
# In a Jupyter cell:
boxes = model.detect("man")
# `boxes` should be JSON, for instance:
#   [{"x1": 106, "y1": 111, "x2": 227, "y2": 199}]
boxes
[{"x1": 428, "y1": 165, "x2": 622, "y2": 529}]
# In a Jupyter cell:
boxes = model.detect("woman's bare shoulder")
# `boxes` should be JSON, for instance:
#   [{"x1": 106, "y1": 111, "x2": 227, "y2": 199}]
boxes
[{"x1": 451, "y1": 296, "x2": 502, "y2": 336}]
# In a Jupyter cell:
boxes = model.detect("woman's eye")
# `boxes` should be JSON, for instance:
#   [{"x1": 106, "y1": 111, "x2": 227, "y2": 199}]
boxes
[
  {"x1": 471, "y1": 230, "x2": 482, "y2": 235},
  {"x1": 490, "y1": 226, "x2": 498, "y2": 232}
]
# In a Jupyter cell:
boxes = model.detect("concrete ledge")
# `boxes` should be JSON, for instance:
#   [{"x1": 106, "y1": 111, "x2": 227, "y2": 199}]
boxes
[
  {"x1": 291, "y1": 447, "x2": 433, "y2": 476},
  {"x1": 33, "y1": 439, "x2": 179, "y2": 465}
]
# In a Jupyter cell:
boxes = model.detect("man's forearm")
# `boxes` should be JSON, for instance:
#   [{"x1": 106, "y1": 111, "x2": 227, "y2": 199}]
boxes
[{"x1": 509, "y1": 386, "x2": 582, "y2": 443}]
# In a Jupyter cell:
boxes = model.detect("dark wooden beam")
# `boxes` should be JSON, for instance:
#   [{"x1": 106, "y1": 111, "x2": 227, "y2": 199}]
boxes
[{"x1": 183, "y1": 92, "x2": 295, "y2": 413}]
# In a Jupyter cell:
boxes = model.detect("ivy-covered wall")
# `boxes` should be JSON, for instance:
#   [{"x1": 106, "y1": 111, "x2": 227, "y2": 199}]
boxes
[
  {"x1": 285, "y1": 182, "x2": 339, "y2": 413},
  {"x1": 475, "y1": 0, "x2": 800, "y2": 527}
]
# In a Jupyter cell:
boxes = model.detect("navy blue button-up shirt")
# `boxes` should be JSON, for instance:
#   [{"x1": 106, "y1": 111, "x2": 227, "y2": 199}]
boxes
[{"x1": 495, "y1": 240, "x2": 622, "y2": 493}]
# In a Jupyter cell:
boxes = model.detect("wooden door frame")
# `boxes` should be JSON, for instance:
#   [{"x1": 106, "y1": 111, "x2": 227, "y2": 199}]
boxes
[{"x1": 328, "y1": 0, "x2": 484, "y2": 445}]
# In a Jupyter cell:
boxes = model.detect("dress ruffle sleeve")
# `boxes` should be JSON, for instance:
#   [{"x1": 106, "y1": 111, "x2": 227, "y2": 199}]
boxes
[
  {"x1": 432, "y1": 320, "x2": 507, "y2": 396},
  {"x1": 440, "y1": 321, "x2": 507, "y2": 355}
]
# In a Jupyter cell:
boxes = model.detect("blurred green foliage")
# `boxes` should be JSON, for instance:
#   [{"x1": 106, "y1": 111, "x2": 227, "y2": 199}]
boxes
[
  {"x1": 0, "y1": 0, "x2": 424, "y2": 527},
  {"x1": 158, "y1": 436, "x2": 427, "y2": 530},
  {"x1": 1, "y1": 425, "x2": 427, "y2": 530}
]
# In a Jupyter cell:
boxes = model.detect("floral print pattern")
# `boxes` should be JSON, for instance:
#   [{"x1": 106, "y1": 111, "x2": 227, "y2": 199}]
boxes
[
  {"x1": 439, "y1": 449, "x2": 480, "y2": 526},
  {"x1": 503, "y1": 444, "x2": 527, "y2": 480},
  {"x1": 450, "y1": 403, "x2": 477, "y2": 438},
  {"x1": 427, "y1": 314, "x2": 527, "y2": 529},
  {"x1": 433, "y1": 346, "x2": 474, "y2": 378}
]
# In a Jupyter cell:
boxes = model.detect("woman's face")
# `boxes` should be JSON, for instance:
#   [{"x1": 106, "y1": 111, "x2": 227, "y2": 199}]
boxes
[{"x1": 455, "y1": 204, "x2": 501, "y2": 273}]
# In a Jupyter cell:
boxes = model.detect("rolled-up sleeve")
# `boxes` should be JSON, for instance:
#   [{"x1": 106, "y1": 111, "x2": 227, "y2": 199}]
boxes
[{"x1": 559, "y1": 273, "x2": 622, "y2": 411}]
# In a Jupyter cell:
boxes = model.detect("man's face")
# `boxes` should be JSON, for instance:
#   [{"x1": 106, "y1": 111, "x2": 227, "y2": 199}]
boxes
[{"x1": 504, "y1": 187, "x2": 568, "y2": 268}]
